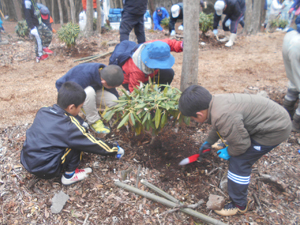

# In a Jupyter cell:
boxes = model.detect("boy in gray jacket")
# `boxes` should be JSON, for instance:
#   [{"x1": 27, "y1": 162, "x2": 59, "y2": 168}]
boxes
[{"x1": 179, "y1": 85, "x2": 292, "y2": 216}]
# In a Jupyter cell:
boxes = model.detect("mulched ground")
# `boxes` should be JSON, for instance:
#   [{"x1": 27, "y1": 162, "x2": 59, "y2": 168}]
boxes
[{"x1": 1, "y1": 86, "x2": 300, "y2": 224}]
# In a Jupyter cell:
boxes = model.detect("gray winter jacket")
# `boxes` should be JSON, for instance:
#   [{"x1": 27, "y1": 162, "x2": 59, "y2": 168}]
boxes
[{"x1": 205, "y1": 94, "x2": 292, "y2": 156}]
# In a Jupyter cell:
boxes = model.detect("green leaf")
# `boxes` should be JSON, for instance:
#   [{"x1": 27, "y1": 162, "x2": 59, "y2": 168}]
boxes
[
  {"x1": 135, "y1": 103, "x2": 146, "y2": 109},
  {"x1": 155, "y1": 108, "x2": 161, "y2": 129},
  {"x1": 161, "y1": 112, "x2": 168, "y2": 128},
  {"x1": 117, "y1": 113, "x2": 130, "y2": 129},
  {"x1": 130, "y1": 113, "x2": 135, "y2": 126}
]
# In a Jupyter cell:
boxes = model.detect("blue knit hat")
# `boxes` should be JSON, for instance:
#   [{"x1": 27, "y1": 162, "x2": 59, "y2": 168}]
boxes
[{"x1": 141, "y1": 41, "x2": 175, "y2": 69}]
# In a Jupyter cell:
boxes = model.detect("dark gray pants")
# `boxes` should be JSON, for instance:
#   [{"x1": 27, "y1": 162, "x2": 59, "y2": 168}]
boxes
[
  {"x1": 227, "y1": 139, "x2": 278, "y2": 206},
  {"x1": 119, "y1": 11, "x2": 145, "y2": 44}
]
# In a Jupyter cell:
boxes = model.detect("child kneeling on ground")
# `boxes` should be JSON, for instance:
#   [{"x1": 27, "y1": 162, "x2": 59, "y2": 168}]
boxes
[
  {"x1": 178, "y1": 85, "x2": 292, "y2": 216},
  {"x1": 20, "y1": 81, "x2": 124, "y2": 185}
]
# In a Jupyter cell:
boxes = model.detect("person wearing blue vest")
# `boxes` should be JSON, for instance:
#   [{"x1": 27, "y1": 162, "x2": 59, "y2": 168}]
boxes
[
  {"x1": 56, "y1": 64, "x2": 124, "y2": 134},
  {"x1": 153, "y1": 7, "x2": 169, "y2": 32}
]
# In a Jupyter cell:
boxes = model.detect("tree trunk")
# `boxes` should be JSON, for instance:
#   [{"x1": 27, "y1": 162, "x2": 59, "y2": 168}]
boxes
[
  {"x1": 85, "y1": 0, "x2": 94, "y2": 36},
  {"x1": 119, "y1": 0, "x2": 123, "y2": 8},
  {"x1": 69, "y1": 0, "x2": 76, "y2": 23},
  {"x1": 51, "y1": 0, "x2": 56, "y2": 23},
  {"x1": 57, "y1": 0, "x2": 64, "y2": 25},
  {"x1": 96, "y1": 0, "x2": 102, "y2": 34},
  {"x1": 64, "y1": 0, "x2": 71, "y2": 23},
  {"x1": 244, "y1": 0, "x2": 264, "y2": 34},
  {"x1": 12, "y1": 0, "x2": 22, "y2": 21},
  {"x1": 41, "y1": 0, "x2": 46, "y2": 5},
  {"x1": 180, "y1": 0, "x2": 199, "y2": 91}
]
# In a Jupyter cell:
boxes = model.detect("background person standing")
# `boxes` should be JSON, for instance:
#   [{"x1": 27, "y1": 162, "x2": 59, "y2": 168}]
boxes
[{"x1": 119, "y1": 0, "x2": 148, "y2": 44}]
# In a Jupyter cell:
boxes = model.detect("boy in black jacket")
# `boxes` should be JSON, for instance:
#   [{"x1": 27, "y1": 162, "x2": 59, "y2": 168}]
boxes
[{"x1": 21, "y1": 82, "x2": 124, "y2": 185}]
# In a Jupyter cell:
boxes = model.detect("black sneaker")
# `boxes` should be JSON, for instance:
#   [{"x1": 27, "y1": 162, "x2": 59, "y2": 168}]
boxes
[{"x1": 214, "y1": 201, "x2": 250, "y2": 216}]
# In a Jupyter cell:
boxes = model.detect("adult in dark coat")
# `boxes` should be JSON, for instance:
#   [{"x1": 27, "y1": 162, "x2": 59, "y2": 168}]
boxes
[
  {"x1": 213, "y1": 0, "x2": 246, "y2": 47},
  {"x1": 119, "y1": 0, "x2": 148, "y2": 44}
]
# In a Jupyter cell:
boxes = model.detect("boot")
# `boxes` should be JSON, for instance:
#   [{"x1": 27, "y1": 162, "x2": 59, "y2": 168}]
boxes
[
  {"x1": 219, "y1": 31, "x2": 230, "y2": 42},
  {"x1": 282, "y1": 98, "x2": 297, "y2": 119},
  {"x1": 292, "y1": 113, "x2": 300, "y2": 132},
  {"x1": 225, "y1": 33, "x2": 237, "y2": 47}
]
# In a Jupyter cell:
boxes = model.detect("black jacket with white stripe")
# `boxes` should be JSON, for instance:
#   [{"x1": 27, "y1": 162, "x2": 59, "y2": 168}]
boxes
[{"x1": 20, "y1": 104, "x2": 118, "y2": 178}]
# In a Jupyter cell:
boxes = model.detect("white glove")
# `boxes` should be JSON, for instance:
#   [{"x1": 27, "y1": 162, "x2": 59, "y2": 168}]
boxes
[
  {"x1": 213, "y1": 29, "x2": 218, "y2": 36},
  {"x1": 225, "y1": 19, "x2": 231, "y2": 27},
  {"x1": 170, "y1": 30, "x2": 176, "y2": 36},
  {"x1": 116, "y1": 146, "x2": 124, "y2": 159},
  {"x1": 30, "y1": 27, "x2": 39, "y2": 36},
  {"x1": 178, "y1": 25, "x2": 184, "y2": 30}
]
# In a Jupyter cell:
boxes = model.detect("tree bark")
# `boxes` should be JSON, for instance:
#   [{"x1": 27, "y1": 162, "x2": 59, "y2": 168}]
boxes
[
  {"x1": 85, "y1": 0, "x2": 94, "y2": 36},
  {"x1": 244, "y1": 0, "x2": 264, "y2": 35},
  {"x1": 69, "y1": 0, "x2": 76, "y2": 23},
  {"x1": 57, "y1": 0, "x2": 64, "y2": 25},
  {"x1": 12, "y1": 0, "x2": 22, "y2": 21},
  {"x1": 96, "y1": 0, "x2": 102, "y2": 34},
  {"x1": 64, "y1": 0, "x2": 71, "y2": 23},
  {"x1": 51, "y1": 0, "x2": 56, "y2": 23},
  {"x1": 180, "y1": 0, "x2": 199, "y2": 91},
  {"x1": 41, "y1": 0, "x2": 46, "y2": 6}
]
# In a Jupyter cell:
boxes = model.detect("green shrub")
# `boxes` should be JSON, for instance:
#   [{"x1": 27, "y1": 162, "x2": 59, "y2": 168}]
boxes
[
  {"x1": 160, "y1": 17, "x2": 170, "y2": 29},
  {"x1": 15, "y1": 20, "x2": 29, "y2": 38},
  {"x1": 270, "y1": 18, "x2": 289, "y2": 29},
  {"x1": 199, "y1": 12, "x2": 214, "y2": 34},
  {"x1": 57, "y1": 22, "x2": 80, "y2": 48},
  {"x1": 103, "y1": 78, "x2": 190, "y2": 136}
]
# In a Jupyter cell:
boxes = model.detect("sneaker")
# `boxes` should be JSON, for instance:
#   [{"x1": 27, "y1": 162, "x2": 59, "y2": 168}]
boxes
[
  {"x1": 214, "y1": 201, "x2": 250, "y2": 216},
  {"x1": 43, "y1": 47, "x2": 53, "y2": 54},
  {"x1": 283, "y1": 98, "x2": 297, "y2": 119},
  {"x1": 90, "y1": 119, "x2": 110, "y2": 134},
  {"x1": 61, "y1": 168, "x2": 92, "y2": 185},
  {"x1": 36, "y1": 54, "x2": 48, "y2": 62}
]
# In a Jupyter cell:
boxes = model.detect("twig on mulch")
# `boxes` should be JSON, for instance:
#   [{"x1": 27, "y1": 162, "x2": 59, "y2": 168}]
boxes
[
  {"x1": 83, "y1": 213, "x2": 89, "y2": 225},
  {"x1": 159, "y1": 199, "x2": 205, "y2": 216},
  {"x1": 207, "y1": 167, "x2": 221, "y2": 176}
]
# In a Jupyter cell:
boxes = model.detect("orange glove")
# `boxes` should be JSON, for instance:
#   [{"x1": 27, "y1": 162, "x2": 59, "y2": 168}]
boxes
[{"x1": 52, "y1": 28, "x2": 57, "y2": 33}]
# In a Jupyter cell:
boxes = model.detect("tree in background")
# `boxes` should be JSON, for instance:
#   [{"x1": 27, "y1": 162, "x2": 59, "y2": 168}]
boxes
[{"x1": 180, "y1": 0, "x2": 200, "y2": 91}]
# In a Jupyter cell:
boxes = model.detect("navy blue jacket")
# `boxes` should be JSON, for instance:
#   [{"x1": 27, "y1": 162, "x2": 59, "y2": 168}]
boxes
[
  {"x1": 169, "y1": 3, "x2": 183, "y2": 32},
  {"x1": 56, "y1": 63, "x2": 119, "y2": 98},
  {"x1": 20, "y1": 104, "x2": 118, "y2": 179},
  {"x1": 22, "y1": 0, "x2": 40, "y2": 29},
  {"x1": 292, "y1": 0, "x2": 300, "y2": 9},
  {"x1": 123, "y1": 0, "x2": 148, "y2": 15},
  {"x1": 213, "y1": 0, "x2": 246, "y2": 33}
]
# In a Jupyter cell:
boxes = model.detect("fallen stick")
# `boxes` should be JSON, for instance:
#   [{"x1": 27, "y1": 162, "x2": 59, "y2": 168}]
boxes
[
  {"x1": 115, "y1": 181, "x2": 226, "y2": 225},
  {"x1": 75, "y1": 51, "x2": 113, "y2": 63}
]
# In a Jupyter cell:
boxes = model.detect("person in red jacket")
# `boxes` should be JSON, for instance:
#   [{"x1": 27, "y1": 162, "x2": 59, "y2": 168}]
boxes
[
  {"x1": 121, "y1": 39, "x2": 183, "y2": 92},
  {"x1": 82, "y1": 0, "x2": 97, "y2": 11}
]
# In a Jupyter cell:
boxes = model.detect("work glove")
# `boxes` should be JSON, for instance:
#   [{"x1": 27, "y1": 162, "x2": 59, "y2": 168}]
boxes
[
  {"x1": 30, "y1": 27, "x2": 39, "y2": 36},
  {"x1": 289, "y1": 8, "x2": 294, "y2": 14},
  {"x1": 170, "y1": 30, "x2": 176, "y2": 36},
  {"x1": 213, "y1": 29, "x2": 218, "y2": 36},
  {"x1": 178, "y1": 25, "x2": 184, "y2": 30},
  {"x1": 217, "y1": 146, "x2": 230, "y2": 160},
  {"x1": 199, "y1": 141, "x2": 211, "y2": 157},
  {"x1": 225, "y1": 19, "x2": 231, "y2": 27}
]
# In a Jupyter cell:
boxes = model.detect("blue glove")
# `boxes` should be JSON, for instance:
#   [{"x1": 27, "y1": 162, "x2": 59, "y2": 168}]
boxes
[
  {"x1": 116, "y1": 146, "x2": 124, "y2": 159},
  {"x1": 213, "y1": 29, "x2": 218, "y2": 36},
  {"x1": 225, "y1": 19, "x2": 231, "y2": 27},
  {"x1": 217, "y1": 146, "x2": 230, "y2": 160},
  {"x1": 199, "y1": 141, "x2": 211, "y2": 157}
]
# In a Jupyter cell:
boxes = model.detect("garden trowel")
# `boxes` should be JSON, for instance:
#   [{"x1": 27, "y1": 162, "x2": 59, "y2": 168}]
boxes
[{"x1": 179, "y1": 153, "x2": 201, "y2": 166}]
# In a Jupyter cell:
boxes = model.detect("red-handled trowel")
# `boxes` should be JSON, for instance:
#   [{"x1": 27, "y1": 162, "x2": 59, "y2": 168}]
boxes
[{"x1": 179, "y1": 153, "x2": 200, "y2": 166}]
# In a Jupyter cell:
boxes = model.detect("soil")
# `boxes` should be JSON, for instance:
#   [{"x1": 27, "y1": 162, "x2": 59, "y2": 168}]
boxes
[{"x1": 1, "y1": 21, "x2": 300, "y2": 225}]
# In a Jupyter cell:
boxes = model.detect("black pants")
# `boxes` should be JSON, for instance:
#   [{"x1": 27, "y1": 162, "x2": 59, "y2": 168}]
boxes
[
  {"x1": 122, "y1": 69, "x2": 174, "y2": 91},
  {"x1": 223, "y1": 14, "x2": 244, "y2": 33},
  {"x1": 63, "y1": 148, "x2": 81, "y2": 172},
  {"x1": 227, "y1": 139, "x2": 278, "y2": 206},
  {"x1": 120, "y1": 11, "x2": 145, "y2": 44}
]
